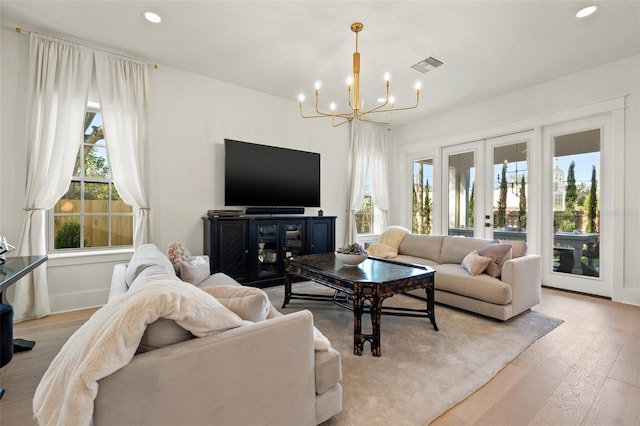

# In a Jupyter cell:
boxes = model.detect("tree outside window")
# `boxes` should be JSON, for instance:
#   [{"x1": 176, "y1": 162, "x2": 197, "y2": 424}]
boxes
[{"x1": 412, "y1": 159, "x2": 433, "y2": 234}]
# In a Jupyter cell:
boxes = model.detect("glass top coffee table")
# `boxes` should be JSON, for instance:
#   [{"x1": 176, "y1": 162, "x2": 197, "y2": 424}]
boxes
[{"x1": 283, "y1": 253, "x2": 437, "y2": 356}]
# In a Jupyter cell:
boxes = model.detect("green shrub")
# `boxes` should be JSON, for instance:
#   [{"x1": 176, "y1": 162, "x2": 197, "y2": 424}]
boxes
[{"x1": 55, "y1": 220, "x2": 81, "y2": 249}]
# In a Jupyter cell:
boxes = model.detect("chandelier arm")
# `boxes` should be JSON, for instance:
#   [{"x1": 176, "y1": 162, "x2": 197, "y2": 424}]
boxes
[
  {"x1": 331, "y1": 117, "x2": 351, "y2": 127},
  {"x1": 355, "y1": 115, "x2": 390, "y2": 125},
  {"x1": 365, "y1": 92, "x2": 420, "y2": 114},
  {"x1": 362, "y1": 100, "x2": 390, "y2": 115}
]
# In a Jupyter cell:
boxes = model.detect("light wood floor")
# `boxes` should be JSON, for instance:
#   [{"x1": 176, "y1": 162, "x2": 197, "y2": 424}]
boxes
[{"x1": 1, "y1": 287, "x2": 639, "y2": 425}]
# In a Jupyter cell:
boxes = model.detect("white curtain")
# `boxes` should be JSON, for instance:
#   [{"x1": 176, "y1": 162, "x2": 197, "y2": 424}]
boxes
[
  {"x1": 368, "y1": 126, "x2": 390, "y2": 233},
  {"x1": 94, "y1": 51, "x2": 150, "y2": 247},
  {"x1": 345, "y1": 121, "x2": 390, "y2": 244},
  {"x1": 7, "y1": 33, "x2": 93, "y2": 322}
]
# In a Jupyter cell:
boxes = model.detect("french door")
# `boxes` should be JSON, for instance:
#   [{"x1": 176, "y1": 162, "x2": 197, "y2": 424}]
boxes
[
  {"x1": 541, "y1": 116, "x2": 612, "y2": 297},
  {"x1": 442, "y1": 132, "x2": 533, "y2": 247}
]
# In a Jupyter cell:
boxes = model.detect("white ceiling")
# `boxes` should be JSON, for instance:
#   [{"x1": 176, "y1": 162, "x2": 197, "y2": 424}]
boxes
[{"x1": 2, "y1": 1, "x2": 639, "y2": 127}]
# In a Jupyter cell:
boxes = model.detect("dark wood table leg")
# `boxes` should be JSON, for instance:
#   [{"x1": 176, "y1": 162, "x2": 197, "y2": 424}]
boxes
[
  {"x1": 425, "y1": 285, "x2": 439, "y2": 331},
  {"x1": 282, "y1": 270, "x2": 292, "y2": 308},
  {"x1": 370, "y1": 291, "x2": 383, "y2": 357},
  {"x1": 352, "y1": 285, "x2": 364, "y2": 356}
]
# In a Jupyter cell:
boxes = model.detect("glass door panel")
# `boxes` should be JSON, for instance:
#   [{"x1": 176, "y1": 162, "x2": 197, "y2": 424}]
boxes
[
  {"x1": 488, "y1": 135, "x2": 530, "y2": 244},
  {"x1": 446, "y1": 151, "x2": 475, "y2": 237},
  {"x1": 283, "y1": 221, "x2": 304, "y2": 258},
  {"x1": 256, "y1": 222, "x2": 278, "y2": 278},
  {"x1": 552, "y1": 129, "x2": 600, "y2": 277}
]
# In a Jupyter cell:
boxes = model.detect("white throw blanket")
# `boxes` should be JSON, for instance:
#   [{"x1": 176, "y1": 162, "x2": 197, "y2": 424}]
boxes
[{"x1": 33, "y1": 280, "x2": 250, "y2": 426}]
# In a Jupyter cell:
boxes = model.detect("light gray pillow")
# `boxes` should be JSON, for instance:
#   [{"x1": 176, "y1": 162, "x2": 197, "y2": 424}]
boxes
[{"x1": 176, "y1": 255, "x2": 210, "y2": 285}]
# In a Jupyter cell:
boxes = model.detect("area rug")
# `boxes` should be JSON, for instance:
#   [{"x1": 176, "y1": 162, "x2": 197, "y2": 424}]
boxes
[{"x1": 265, "y1": 282, "x2": 563, "y2": 426}]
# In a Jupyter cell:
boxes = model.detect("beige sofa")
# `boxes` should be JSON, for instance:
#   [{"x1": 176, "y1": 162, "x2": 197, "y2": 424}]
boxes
[
  {"x1": 95, "y1": 244, "x2": 342, "y2": 425},
  {"x1": 371, "y1": 232, "x2": 541, "y2": 320}
]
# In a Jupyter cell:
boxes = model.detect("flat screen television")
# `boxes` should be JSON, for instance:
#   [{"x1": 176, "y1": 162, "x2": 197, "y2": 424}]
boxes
[{"x1": 224, "y1": 139, "x2": 321, "y2": 208}]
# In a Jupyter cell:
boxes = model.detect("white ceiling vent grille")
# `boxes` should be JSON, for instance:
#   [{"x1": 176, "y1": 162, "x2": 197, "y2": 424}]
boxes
[{"x1": 411, "y1": 56, "x2": 444, "y2": 74}]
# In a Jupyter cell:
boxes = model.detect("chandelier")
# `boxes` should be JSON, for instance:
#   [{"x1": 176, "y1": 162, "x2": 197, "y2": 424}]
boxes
[{"x1": 298, "y1": 22, "x2": 422, "y2": 127}]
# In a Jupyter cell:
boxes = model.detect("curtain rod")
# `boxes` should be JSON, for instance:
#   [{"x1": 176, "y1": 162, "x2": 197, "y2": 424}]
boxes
[{"x1": 15, "y1": 26, "x2": 158, "y2": 69}]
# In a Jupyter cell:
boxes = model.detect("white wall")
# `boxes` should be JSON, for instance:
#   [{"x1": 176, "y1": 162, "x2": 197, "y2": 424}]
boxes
[
  {"x1": 390, "y1": 54, "x2": 640, "y2": 305},
  {"x1": 0, "y1": 27, "x2": 349, "y2": 313}
]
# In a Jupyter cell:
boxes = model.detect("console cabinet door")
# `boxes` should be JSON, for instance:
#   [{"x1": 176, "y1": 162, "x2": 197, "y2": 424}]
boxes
[
  {"x1": 308, "y1": 218, "x2": 335, "y2": 254},
  {"x1": 215, "y1": 220, "x2": 249, "y2": 283}
]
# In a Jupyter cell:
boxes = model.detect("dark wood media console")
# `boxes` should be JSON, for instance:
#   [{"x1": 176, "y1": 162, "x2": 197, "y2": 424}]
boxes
[{"x1": 202, "y1": 215, "x2": 336, "y2": 287}]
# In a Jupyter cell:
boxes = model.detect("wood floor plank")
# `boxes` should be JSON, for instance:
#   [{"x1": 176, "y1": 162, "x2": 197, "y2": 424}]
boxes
[
  {"x1": 433, "y1": 364, "x2": 528, "y2": 425},
  {"x1": 471, "y1": 353, "x2": 573, "y2": 426},
  {"x1": 527, "y1": 345, "x2": 617, "y2": 425},
  {"x1": 581, "y1": 378, "x2": 640, "y2": 425}
]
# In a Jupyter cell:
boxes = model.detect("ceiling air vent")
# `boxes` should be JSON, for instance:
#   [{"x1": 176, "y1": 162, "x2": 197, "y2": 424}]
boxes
[{"x1": 411, "y1": 56, "x2": 444, "y2": 74}]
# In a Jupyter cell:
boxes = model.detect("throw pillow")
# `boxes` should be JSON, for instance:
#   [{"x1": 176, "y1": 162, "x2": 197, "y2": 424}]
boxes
[
  {"x1": 167, "y1": 242, "x2": 191, "y2": 275},
  {"x1": 478, "y1": 241, "x2": 513, "y2": 278},
  {"x1": 176, "y1": 256, "x2": 210, "y2": 286},
  {"x1": 461, "y1": 250, "x2": 492, "y2": 276},
  {"x1": 379, "y1": 226, "x2": 410, "y2": 249},
  {"x1": 366, "y1": 242, "x2": 398, "y2": 258},
  {"x1": 202, "y1": 285, "x2": 271, "y2": 322}
]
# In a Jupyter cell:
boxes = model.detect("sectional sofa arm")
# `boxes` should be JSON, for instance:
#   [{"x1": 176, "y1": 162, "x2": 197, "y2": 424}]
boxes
[
  {"x1": 500, "y1": 255, "x2": 542, "y2": 316},
  {"x1": 94, "y1": 310, "x2": 317, "y2": 426}
]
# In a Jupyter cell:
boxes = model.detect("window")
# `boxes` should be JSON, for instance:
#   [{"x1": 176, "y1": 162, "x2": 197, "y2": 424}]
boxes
[
  {"x1": 49, "y1": 108, "x2": 133, "y2": 251},
  {"x1": 355, "y1": 161, "x2": 373, "y2": 234},
  {"x1": 412, "y1": 159, "x2": 433, "y2": 234}
]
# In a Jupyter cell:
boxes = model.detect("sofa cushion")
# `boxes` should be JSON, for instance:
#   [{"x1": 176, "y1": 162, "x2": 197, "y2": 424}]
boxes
[
  {"x1": 398, "y1": 234, "x2": 444, "y2": 263},
  {"x1": 478, "y1": 242, "x2": 512, "y2": 277},
  {"x1": 366, "y1": 242, "x2": 398, "y2": 258},
  {"x1": 433, "y1": 264, "x2": 512, "y2": 305},
  {"x1": 441, "y1": 237, "x2": 491, "y2": 264},
  {"x1": 461, "y1": 250, "x2": 492, "y2": 276},
  {"x1": 125, "y1": 244, "x2": 175, "y2": 288},
  {"x1": 129, "y1": 263, "x2": 181, "y2": 291},
  {"x1": 393, "y1": 254, "x2": 440, "y2": 268},
  {"x1": 202, "y1": 285, "x2": 270, "y2": 322},
  {"x1": 315, "y1": 347, "x2": 342, "y2": 395},
  {"x1": 500, "y1": 239, "x2": 527, "y2": 258}
]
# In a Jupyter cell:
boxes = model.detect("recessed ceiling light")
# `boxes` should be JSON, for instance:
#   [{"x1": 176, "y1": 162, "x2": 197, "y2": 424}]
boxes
[
  {"x1": 144, "y1": 11, "x2": 162, "y2": 24},
  {"x1": 576, "y1": 5, "x2": 599, "y2": 18}
]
